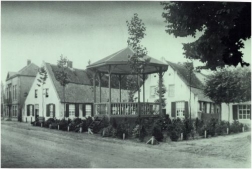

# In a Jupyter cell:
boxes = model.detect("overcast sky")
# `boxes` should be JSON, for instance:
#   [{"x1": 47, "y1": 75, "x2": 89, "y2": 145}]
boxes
[{"x1": 1, "y1": 1, "x2": 251, "y2": 82}]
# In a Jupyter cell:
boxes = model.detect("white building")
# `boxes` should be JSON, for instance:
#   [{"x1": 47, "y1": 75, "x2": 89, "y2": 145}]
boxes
[
  {"x1": 221, "y1": 101, "x2": 251, "y2": 125},
  {"x1": 23, "y1": 61, "x2": 129, "y2": 122},
  {"x1": 135, "y1": 60, "x2": 220, "y2": 120}
]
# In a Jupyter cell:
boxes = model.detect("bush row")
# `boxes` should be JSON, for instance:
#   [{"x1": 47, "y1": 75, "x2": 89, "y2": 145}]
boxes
[{"x1": 32, "y1": 115, "x2": 249, "y2": 143}]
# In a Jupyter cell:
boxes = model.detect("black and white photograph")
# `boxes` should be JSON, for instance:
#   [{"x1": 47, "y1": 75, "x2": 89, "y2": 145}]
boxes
[{"x1": 1, "y1": 1, "x2": 251, "y2": 168}]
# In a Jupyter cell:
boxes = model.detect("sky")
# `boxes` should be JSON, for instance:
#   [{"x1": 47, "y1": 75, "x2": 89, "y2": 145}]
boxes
[{"x1": 1, "y1": 1, "x2": 251, "y2": 83}]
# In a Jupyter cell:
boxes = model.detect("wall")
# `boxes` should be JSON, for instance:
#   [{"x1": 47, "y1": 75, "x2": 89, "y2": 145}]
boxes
[
  {"x1": 221, "y1": 102, "x2": 251, "y2": 125},
  {"x1": 135, "y1": 66, "x2": 199, "y2": 119},
  {"x1": 23, "y1": 64, "x2": 61, "y2": 122}
]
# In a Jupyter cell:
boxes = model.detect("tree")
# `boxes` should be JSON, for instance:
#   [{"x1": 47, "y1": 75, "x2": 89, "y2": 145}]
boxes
[
  {"x1": 37, "y1": 66, "x2": 48, "y2": 118},
  {"x1": 55, "y1": 55, "x2": 70, "y2": 119},
  {"x1": 127, "y1": 13, "x2": 150, "y2": 74},
  {"x1": 155, "y1": 76, "x2": 166, "y2": 109},
  {"x1": 161, "y1": 2, "x2": 251, "y2": 70},
  {"x1": 204, "y1": 67, "x2": 251, "y2": 121}
]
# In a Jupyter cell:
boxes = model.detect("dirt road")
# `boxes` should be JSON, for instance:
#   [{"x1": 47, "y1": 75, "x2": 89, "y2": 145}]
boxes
[{"x1": 1, "y1": 121, "x2": 251, "y2": 168}]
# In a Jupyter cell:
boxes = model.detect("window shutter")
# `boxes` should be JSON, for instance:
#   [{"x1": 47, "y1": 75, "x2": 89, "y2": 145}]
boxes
[
  {"x1": 82, "y1": 104, "x2": 86, "y2": 117},
  {"x1": 32, "y1": 105, "x2": 35, "y2": 116},
  {"x1": 171, "y1": 102, "x2": 176, "y2": 118},
  {"x1": 232, "y1": 105, "x2": 238, "y2": 120},
  {"x1": 75, "y1": 104, "x2": 79, "y2": 117},
  {"x1": 66, "y1": 104, "x2": 69, "y2": 117},
  {"x1": 46, "y1": 104, "x2": 50, "y2": 117},
  {"x1": 27, "y1": 105, "x2": 30, "y2": 116},
  {"x1": 53, "y1": 104, "x2": 56, "y2": 118},
  {"x1": 184, "y1": 102, "x2": 189, "y2": 118},
  {"x1": 91, "y1": 104, "x2": 94, "y2": 117}
]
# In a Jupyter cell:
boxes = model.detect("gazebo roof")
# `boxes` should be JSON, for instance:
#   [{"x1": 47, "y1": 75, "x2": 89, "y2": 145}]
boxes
[{"x1": 87, "y1": 47, "x2": 168, "y2": 74}]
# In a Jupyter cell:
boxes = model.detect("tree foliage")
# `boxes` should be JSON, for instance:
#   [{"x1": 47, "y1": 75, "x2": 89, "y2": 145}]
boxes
[
  {"x1": 37, "y1": 66, "x2": 48, "y2": 87},
  {"x1": 55, "y1": 55, "x2": 70, "y2": 87},
  {"x1": 161, "y1": 2, "x2": 251, "y2": 70},
  {"x1": 155, "y1": 76, "x2": 166, "y2": 108},
  {"x1": 126, "y1": 13, "x2": 150, "y2": 74},
  {"x1": 204, "y1": 67, "x2": 251, "y2": 104}
]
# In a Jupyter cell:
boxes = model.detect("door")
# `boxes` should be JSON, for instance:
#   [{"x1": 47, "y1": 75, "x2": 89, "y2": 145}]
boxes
[{"x1": 35, "y1": 104, "x2": 39, "y2": 119}]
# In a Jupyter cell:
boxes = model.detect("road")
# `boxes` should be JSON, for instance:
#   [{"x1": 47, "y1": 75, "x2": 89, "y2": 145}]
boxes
[{"x1": 1, "y1": 121, "x2": 251, "y2": 168}]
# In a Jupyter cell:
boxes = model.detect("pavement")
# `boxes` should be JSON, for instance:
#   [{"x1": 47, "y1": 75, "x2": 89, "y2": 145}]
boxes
[{"x1": 1, "y1": 121, "x2": 251, "y2": 168}]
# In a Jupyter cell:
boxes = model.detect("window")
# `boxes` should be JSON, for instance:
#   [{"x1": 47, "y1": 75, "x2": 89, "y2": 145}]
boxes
[
  {"x1": 50, "y1": 104, "x2": 54, "y2": 118},
  {"x1": 150, "y1": 86, "x2": 157, "y2": 97},
  {"x1": 35, "y1": 89, "x2": 38, "y2": 98},
  {"x1": 12, "y1": 105, "x2": 17, "y2": 117},
  {"x1": 69, "y1": 104, "x2": 75, "y2": 117},
  {"x1": 85, "y1": 104, "x2": 92, "y2": 117},
  {"x1": 14, "y1": 85, "x2": 17, "y2": 100},
  {"x1": 238, "y1": 105, "x2": 250, "y2": 119},
  {"x1": 30, "y1": 105, "x2": 33, "y2": 116},
  {"x1": 13, "y1": 86, "x2": 15, "y2": 100},
  {"x1": 12, "y1": 85, "x2": 17, "y2": 100},
  {"x1": 79, "y1": 104, "x2": 83, "y2": 117},
  {"x1": 168, "y1": 84, "x2": 175, "y2": 97},
  {"x1": 210, "y1": 103, "x2": 215, "y2": 114},
  {"x1": 176, "y1": 102, "x2": 185, "y2": 118},
  {"x1": 45, "y1": 88, "x2": 49, "y2": 98}
]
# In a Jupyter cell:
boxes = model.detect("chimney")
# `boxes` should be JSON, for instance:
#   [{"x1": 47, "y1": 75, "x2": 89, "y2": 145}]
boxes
[
  {"x1": 27, "y1": 59, "x2": 31, "y2": 65},
  {"x1": 67, "y1": 61, "x2": 73, "y2": 68}
]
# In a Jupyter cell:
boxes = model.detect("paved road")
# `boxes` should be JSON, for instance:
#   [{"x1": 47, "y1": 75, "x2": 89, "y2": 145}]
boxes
[{"x1": 1, "y1": 121, "x2": 251, "y2": 168}]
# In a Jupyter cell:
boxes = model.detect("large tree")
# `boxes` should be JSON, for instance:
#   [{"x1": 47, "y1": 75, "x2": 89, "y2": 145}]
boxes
[
  {"x1": 161, "y1": 2, "x2": 251, "y2": 70},
  {"x1": 126, "y1": 13, "x2": 150, "y2": 103},
  {"x1": 204, "y1": 67, "x2": 251, "y2": 121}
]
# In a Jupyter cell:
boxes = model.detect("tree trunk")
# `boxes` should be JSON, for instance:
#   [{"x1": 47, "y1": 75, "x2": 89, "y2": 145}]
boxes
[
  {"x1": 63, "y1": 86, "x2": 65, "y2": 119},
  {"x1": 227, "y1": 103, "x2": 230, "y2": 122}
]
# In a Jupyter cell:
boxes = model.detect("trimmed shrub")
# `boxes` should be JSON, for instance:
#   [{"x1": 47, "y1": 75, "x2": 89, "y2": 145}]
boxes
[
  {"x1": 44, "y1": 118, "x2": 55, "y2": 128},
  {"x1": 168, "y1": 118, "x2": 184, "y2": 141},
  {"x1": 230, "y1": 120, "x2": 243, "y2": 133},
  {"x1": 182, "y1": 118, "x2": 194, "y2": 140},
  {"x1": 215, "y1": 120, "x2": 229, "y2": 135},
  {"x1": 58, "y1": 118, "x2": 68, "y2": 131},
  {"x1": 132, "y1": 124, "x2": 147, "y2": 142}
]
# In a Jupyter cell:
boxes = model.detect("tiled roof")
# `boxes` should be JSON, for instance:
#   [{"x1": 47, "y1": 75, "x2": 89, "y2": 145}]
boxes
[
  {"x1": 45, "y1": 63, "x2": 128, "y2": 103},
  {"x1": 166, "y1": 61, "x2": 204, "y2": 89},
  {"x1": 6, "y1": 63, "x2": 39, "y2": 81},
  {"x1": 191, "y1": 87, "x2": 213, "y2": 102},
  {"x1": 87, "y1": 47, "x2": 168, "y2": 74}
]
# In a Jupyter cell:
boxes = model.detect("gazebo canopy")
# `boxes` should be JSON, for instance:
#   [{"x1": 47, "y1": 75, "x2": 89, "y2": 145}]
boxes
[{"x1": 87, "y1": 47, "x2": 168, "y2": 74}]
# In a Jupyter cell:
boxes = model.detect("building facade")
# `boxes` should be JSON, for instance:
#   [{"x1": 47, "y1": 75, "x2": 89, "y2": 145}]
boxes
[
  {"x1": 23, "y1": 61, "x2": 129, "y2": 122},
  {"x1": 4, "y1": 60, "x2": 39, "y2": 121},
  {"x1": 135, "y1": 60, "x2": 220, "y2": 120},
  {"x1": 221, "y1": 101, "x2": 251, "y2": 125}
]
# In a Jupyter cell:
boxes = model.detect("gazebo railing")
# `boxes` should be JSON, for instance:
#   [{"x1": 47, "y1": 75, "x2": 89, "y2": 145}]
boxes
[{"x1": 94, "y1": 102, "x2": 160, "y2": 116}]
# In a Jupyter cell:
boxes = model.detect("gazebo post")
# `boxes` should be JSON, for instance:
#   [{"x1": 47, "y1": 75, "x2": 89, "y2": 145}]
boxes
[
  {"x1": 158, "y1": 66, "x2": 162, "y2": 116},
  {"x1": 119, "y1": 75, "x2": 121, "y2": 102},
  {"x1": 108, "y1": 65, "x2": 112, "y2": 117},
  {"x1": 143, "y1": 74, "x2": 145, "y2": 103},
  {"x1": 93, "y1": 71, "x2": 97, "y2": 116},
  {"x1": 98, "y1": 73, "x2": 101, "y2": 103}
]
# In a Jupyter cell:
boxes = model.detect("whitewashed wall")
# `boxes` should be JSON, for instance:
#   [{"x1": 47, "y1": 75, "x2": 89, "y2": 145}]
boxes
[
  {"x1": 23, "y1": 63, "x2": 61, "y2": 122},
  {"x1": 135, "y1": 66, "x2": 199, "y2": 118}
]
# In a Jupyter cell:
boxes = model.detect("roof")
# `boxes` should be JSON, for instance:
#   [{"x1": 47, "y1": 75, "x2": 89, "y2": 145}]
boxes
[
  {"x1": 166, "y1": 61, "x2": 204, "y2": 89},
  {"x1": 50, "y1": 64, "x2": 91, "y2": 85},
  {"x1": 6, "y1": 63, "x2": 39, "y2": 81},
  {"x1": 45, "y1": 63, "x2": 128, "y2": 103},
  {"x1": 87, "y1": 47, "x2": 168, "y2": 74},
  {"x1": 191, "y1": 87, "x2": 213, "y2": 102}
]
